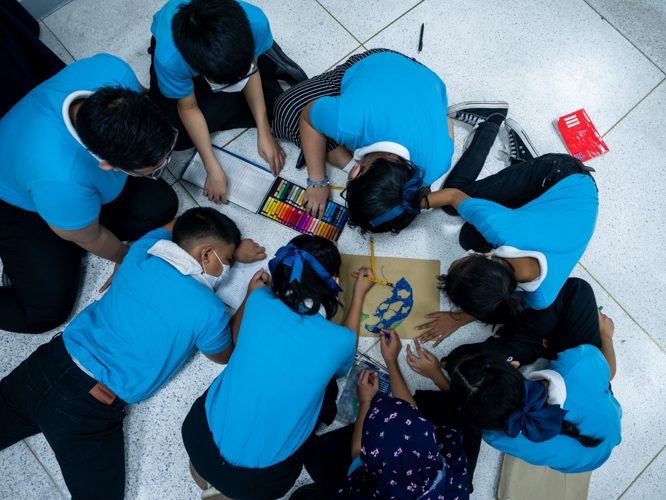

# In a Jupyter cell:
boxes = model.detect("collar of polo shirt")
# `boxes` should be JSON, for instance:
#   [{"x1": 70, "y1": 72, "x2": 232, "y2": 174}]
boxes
[{"x1": 62, "y1": 90, "x2": 105, "y2": 163}]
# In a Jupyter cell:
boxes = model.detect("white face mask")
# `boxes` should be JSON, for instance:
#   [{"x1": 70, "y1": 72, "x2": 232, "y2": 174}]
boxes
[
  {"x1": 204, "y1": 63, "x2": 254, "y2": 93},
  {"x1": 201, "y1": 249, "x2": 229, "y2": 291}
]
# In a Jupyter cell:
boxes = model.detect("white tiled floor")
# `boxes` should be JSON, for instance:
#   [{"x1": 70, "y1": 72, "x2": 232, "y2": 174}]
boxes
[{"x1": 1, "y1": 0, "x2": 665, "y2": 498}]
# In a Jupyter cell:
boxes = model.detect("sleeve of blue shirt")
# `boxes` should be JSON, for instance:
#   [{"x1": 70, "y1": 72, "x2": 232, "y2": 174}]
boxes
[
  {"x1": 196, "y1": 309, "x2": 232, "y2": 355},
  {"x1": 30, "y1": 179, "x2": 102, "y2": 230},
  {"x1": 457, "y1": 198, "x2": 513, "y2": 248},
  {"x1": 347, "y1": 456, "x2": 363, "y2": 476},
  {"x1": 238, "y1": 1, "x2": 273, "y2": 57},
  {"x1": 310, "y1": 96, "x2": 353, "y2": 145},
  {"x1": 154, "y1": 52, "x2": 195, "y2": 100},
  {"x1": 550, "y1": 345, "x2": 612, "y2": 393},
  {"x1": 335, "y1": 332, "x2": 357, "y2": 378}
]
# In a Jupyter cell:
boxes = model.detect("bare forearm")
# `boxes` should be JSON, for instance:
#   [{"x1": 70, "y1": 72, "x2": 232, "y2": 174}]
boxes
[
  {"x1": 386, "y1": 360, "x2": 417, "y2": 406},
  {"x1": 243, "y1": 68, "x2": 271, "y2": 135},
  {"x1": 230, "y1": 295, "x2": 250, "y2": 346},
  {"x1": 431, "y1": 370, "x2": 451, "y2": 391},
  {"x1": 424, "y1": 188, "x2": 470, "y2": 210},
  {"x1": 343, "y1": 295, "x2": 364, "y2": 348},
  {"x1": 601, "y1": 334, "x2": 616, "y2": 380},
  {"x1": 299, "y1": 103, "x2": 327, "y2": 182},
  {"x1": 177, "y1": 103, "x2": 218, "y2": 171},
  {"x1": 351, "y1": 400, "x2": 371, "y2": 460},
  {"x1": 51, "y1": 222, "x2": 127, "y2": 264}
]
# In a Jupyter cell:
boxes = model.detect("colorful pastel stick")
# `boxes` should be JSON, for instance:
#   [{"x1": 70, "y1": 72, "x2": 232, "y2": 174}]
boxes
[
  {"x1": 296, "y1": 190, "x2": 305, "y2": 207},
  {"x1": 273, "y1": 179, "x2": 285, "y2": 197},
  {"x1": 267, "y1": 199, "x2": 278, "y2": 218}
]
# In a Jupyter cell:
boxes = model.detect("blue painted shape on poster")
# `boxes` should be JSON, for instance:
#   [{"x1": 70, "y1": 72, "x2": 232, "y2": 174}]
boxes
[{"x1": 364, "y1": 277, "x2": 414, "y2": 333}]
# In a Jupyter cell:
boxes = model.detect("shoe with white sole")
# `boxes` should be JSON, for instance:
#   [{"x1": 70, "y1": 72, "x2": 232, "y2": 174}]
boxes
[
  {"x1": 447, "y1": 101, "x2": 509, "y2": 126},
  {"x1": 505, "y1": 118, "x2": 539, "y2": 162}
]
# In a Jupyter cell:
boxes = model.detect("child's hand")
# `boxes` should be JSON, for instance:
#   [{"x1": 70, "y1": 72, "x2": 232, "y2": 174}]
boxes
[
  {"x1": 234, "y1": 239, "x2": 266, "y2": 263},
  {"x1": 406, "y1": 344, "x2": 442, "y2": 381},
  {"x1": 203, "y1": 160, "x2": 229, "y2": 204},
  {"x1": 598, "y1": 310, "x2": 615, "y2": 339},
  {"x1": 356, "y1": 368, "x2": 379, "y2": 404},
  {"x1": 304, "y1": 184, "x2": 331, "y2": 220},
  {"x1": 379, "y1": 329, "x2": 402, "y2": 364},
  {"x1": 247, "y1": 268, "x2": 271, "y2": 295},
  {"x1": 257, "y1": 132, "x2": 285, "y2": 176},
  {"x1": 415, "y1": 311, "x2": 460, "y2": 347},
  {"x1": 352, "y1": 267, "x2": 375, "y2": 296}
]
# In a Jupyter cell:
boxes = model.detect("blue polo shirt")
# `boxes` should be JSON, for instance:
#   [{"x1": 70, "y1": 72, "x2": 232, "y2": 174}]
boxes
[
  {"x1": 484, "y1": 345, "x2": 621, "y2": 473},
  {"x1": 0, "y1": 54, "x2": 137, "y2": 230},
  {"x1": 63, "y1": 229, "x2": 232, "y2": 404},
  {"x1": 457, "y1": 174, "x2": 599, "y2": 309},
  {"x1": 309, "y1": 52, "x2": 454, "y2": 184},
  {"x1": 151, "y1": 0, "x2": 273, "y2": 99},
  {"x1": 205, "y1": 287, "x2": 356, "y2": 468}
]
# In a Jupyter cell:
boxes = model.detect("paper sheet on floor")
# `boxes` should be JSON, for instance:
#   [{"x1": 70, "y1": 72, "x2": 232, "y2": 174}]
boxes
[{"x1": 215, "y1": 258, "x2": 271, "y2": 310}]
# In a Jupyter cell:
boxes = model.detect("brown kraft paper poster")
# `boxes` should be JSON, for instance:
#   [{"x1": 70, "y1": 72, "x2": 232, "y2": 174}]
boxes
[{"x1": 333, "y1": 254, "x2": 441, "y2": 339}]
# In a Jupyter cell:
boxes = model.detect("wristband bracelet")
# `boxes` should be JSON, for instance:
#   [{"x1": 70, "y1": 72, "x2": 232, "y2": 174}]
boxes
[{"x1": 307, "y1": 176, "x2": 330, "y2": 188}]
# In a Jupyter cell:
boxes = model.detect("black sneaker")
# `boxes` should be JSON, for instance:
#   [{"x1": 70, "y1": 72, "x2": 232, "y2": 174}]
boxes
[
  {"x1": 447, "y1": 101, "x2": 509, "y2": 126},
  {"x1": 263, "y1": 41, "x2": 308, "y2": 85},
  {"x1": 1, "y1": 271, "x2": 11, "y2": 289},
  {"x1": 505, "y1": 118, "x2": 539, "y2": 162}
]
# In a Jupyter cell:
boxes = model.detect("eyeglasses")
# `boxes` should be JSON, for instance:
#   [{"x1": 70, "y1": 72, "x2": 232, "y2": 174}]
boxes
[
  {"x1": 120, "y1": 129, "x2": 178, "y2": 181},
  {"x1": 204, "y1": 63, "x2": 258, "y2": 92}
]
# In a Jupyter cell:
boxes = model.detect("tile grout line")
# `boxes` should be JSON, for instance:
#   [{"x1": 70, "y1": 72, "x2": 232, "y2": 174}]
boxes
[
  {"x1": 576, "y1": 262, "x2": 666, "y2": 355},
  {"x1": 361, "y1": 0, "x2": 426, "y2": 46},
  {"x1": 176, "y1": 180, "x2": 202, "y2": 208},
  {"x1": 22, "y1": 439, "x2": 67, "y2": 499},
  {"x1": 323, "y1": 44, "x2": 365, "y2": 73},
  {"x1": 580, "y1": 0, "x2": 666, "y2": 76},
  {"x1": 39, "y1": 0, "x2": 75, "y2": 22},
  {"x1": 313, "y1": 0, "x2": 363, "y2": 46},
  {"x1": 616, "y1": 442, "x2": 666, "y2": 499},
  {"x1": 601, "y1": 77, "x2": 665, "y2": 138},
  {"x1": 41, "y1": 22, "x2": 77, "y2": 63}
]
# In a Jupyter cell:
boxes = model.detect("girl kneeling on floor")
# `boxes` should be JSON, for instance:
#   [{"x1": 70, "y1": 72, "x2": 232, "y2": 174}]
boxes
[{"x1": 182, "y1": 235, "x2": 375, "y2": 500}]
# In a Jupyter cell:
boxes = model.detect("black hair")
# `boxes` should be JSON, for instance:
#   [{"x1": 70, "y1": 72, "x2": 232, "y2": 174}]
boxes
[
  {"x1": 75, "y1": 85, "x2": 175, "y2": 171},
  {"x1": 451, "y1": 353, "x2": 602, "y2": 448},
  {"x1": 272, "y1": 235, "x2": 342, "y2": 319},
  {"x1": 345, "y1": 156, "x2": 426, "y2": 235},
  {"x1": 439, "y1": 254, "x2": 525, "y2": 325},
  {"x1": 172, "y1": 207, "x2": 241, "y2": 251},
  {"x1": 172, "y1": 0, "x2": 254, "y2": 84}
]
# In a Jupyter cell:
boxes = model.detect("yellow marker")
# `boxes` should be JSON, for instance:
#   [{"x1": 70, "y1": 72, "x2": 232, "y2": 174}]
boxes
[
  {"x1": 330, "y1": 186, "x2": 345, "y2": 190},
  {"x1": 370, "y1": 237, "x2": 376, "y2": 276},
  {"x1": 352, "y1": 273, "x2": 393, "y2": 287}
]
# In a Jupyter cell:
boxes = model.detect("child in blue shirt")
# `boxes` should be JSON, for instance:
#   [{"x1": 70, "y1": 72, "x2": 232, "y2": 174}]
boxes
[
  {"x1": 0, "y1": 207, "x2": 265, "y2": 500},
  {"x1": 272, "y1": 50, "x2": 455, "y2": 230},
  {"x1": 408, "y1": 289, "x2": 619, "y2": 479},
  {"x1": 149, "y1": 0, "x2": 308, "y2": 204},
  {"x1": 415, "y1": 120, "x2": 599, "y2": 347},
  {"x1": 291, "y1": 330, "x2": 470, "y2": 500},
  {"x1": 0, "y1": 54, "x2": 179, "y2": 334},
  {"x1": 182, "y1": 235, "x2": 376, "y2": 500}
]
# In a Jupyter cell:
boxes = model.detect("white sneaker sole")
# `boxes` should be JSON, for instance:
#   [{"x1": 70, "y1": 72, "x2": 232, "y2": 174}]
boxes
[{"x1": 447, "y1": 100, "x2": 509, "y2": 118}]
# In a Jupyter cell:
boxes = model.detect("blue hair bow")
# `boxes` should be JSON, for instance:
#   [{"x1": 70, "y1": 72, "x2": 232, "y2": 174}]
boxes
[
  {"x1": 504, "y1": 380, "x2": 568, "y2": 443},
  {"x1": 369, "y1": 176, "x2": 424, "y2": 227},
  {"x1": 269, "y1": 243, "x2": 343, "y2": 293}
]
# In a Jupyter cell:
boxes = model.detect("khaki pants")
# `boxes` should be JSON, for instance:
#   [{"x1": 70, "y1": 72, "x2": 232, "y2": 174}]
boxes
[{"x1": 497, "y1": 455, "x2": 592, "y2": 500}]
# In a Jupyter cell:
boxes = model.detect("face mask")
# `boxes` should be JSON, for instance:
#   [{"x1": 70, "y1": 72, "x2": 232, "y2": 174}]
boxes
[
  {"x1": 201, "y1": 249, "x2": 228, "y2": 291},
  {"x1": 205, "y1": 63, "x2": 254, "y2": 93}
]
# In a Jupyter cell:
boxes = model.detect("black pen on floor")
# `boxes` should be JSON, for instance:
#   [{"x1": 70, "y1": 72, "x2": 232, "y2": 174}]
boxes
[{"x1": 418, "y1": 23, "x2": 424, "y2": 52}]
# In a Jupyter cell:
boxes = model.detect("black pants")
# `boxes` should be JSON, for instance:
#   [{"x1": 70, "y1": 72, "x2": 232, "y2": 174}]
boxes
[
  {"x1": 148, "y1": 37, "x2": 284, "y2": 151},
  {"x1": 182, "y1": 379, "x2": 339, "y2": 500},
  {"x1": 0, "y1": 334, "x2": 127, "y2": 500},
  {"x1": 442, "y1": 121, "x2": 595, "y2": 250},
  {"x1": 0, "y1": 176, "x2": 177, "y2": 333},
  {"x1": 0, "y1": 0, "x2": 66, "y2": 118},
  {"x1": 446, "y1": 277, "x2": 602, "y2": 371}
]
